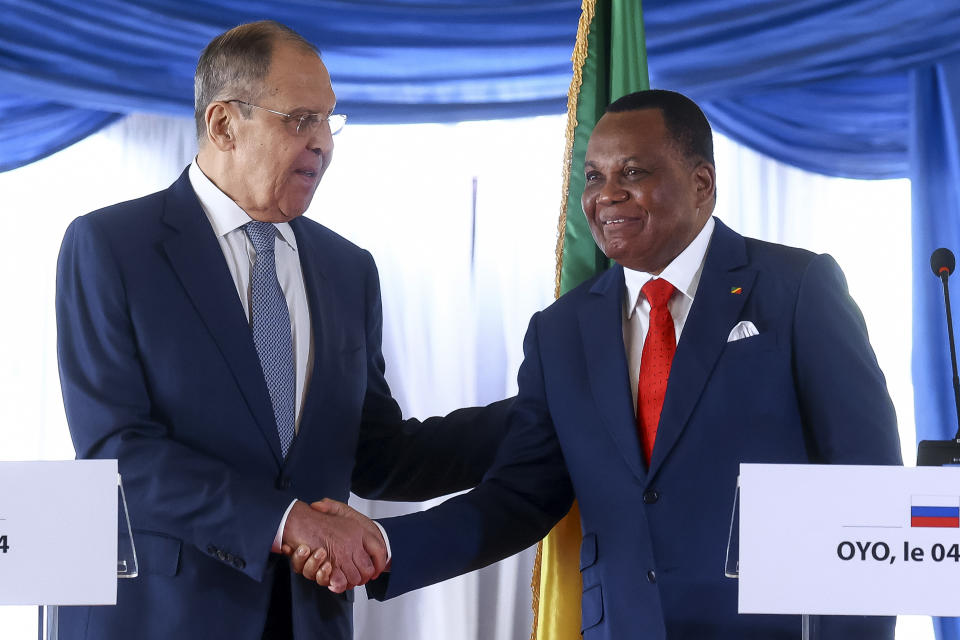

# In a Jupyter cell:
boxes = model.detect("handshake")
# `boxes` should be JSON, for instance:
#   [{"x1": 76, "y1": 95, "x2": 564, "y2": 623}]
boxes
[{"x1": 279, "y1": 498, "x2": 387, "y2": 593}]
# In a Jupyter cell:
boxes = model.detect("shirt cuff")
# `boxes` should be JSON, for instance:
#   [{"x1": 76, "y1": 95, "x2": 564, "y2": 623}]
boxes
[
  {"x1": 373, "y1": 520, "x2": 392, "y2": 564},
  {"x1": 272, "y1": 499, "x2": 298, "y2": 553}
]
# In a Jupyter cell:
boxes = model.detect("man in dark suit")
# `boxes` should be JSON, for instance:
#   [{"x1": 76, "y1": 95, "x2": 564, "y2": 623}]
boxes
[
  {"x1": 55, "y1": 20, "x2": 509, "y2": 640},
  {"x1": 297, "y1": 90, "x2": 902, "y2": 638}
]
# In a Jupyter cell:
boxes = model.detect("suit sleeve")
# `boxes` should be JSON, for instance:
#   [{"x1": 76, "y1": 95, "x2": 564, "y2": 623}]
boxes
[
  {"x1": 351, "y1": 252, "x2": 514, "y2": 502},
  {"x1": 792, "y1": 253, "x2": 902, "y2": 464},
  {"x1": 56, "y1": 216, "x2": 293, "y2": 581},
  {"x1": 367, "y1": 311, "x2": 574, "y2": 600}
]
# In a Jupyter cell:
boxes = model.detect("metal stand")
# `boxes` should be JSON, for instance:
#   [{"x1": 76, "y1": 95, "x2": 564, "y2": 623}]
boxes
[
  {"x1": 38, "y1": 606, "x2": 57, "y2": 640},
  {"x1": 727, "y1": 479, "x2": 818, "y2": 639},
  {"x1": 37, "y1": 474, "x2": 137, "y2": 640}
]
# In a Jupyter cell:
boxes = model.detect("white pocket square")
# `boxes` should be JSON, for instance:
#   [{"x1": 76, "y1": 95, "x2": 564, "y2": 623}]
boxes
[{"x1": 727, "y1": 321, "x2": 759, "y2": 342}]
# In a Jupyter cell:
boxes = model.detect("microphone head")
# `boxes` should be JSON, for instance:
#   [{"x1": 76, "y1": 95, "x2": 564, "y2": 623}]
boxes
[{"x1": 932, "y1": 248, "x2": 956, "y2": 277}]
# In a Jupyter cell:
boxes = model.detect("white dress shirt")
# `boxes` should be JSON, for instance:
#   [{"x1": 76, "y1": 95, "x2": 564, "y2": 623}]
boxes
[
  {"x1": 622, "y1": 217, "x2": 715, "y2": 414},
  {"x1": 188, "y1": 161, "x2": 314, "y2": 428},
  {"x1": 188, "y1": 161, "x2": 392, "y2": 561}
]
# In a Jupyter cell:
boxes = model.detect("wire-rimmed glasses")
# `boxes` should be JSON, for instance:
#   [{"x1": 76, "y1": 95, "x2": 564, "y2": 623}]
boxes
[{"x1": 227, "y1": 99, "x2": 347, "y2": 136}]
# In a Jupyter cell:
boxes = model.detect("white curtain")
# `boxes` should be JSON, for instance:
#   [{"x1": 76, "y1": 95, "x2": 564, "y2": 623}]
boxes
[
  {"x1": 322, "y1": 117, "x2": 566, "y2": 640},
  {"x1": 0, "y1": 113, "x2": 925, "y2": 639},
  {"x1": 0, "y1": 113, "x2": 199, "y2": 637},
  {"x1": 713, "y1": 138, "x2": 915, "y2": 466}
]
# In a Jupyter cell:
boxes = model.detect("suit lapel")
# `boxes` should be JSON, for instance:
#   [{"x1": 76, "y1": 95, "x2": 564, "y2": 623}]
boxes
[
  {"x1": 579, "y1": 266, "x2": 648, "y2": 483},
  {"x1": 283, "y1": 219, "x2": 330, "y2": 463},
  {"x1": 647, "y1": 220, "x2": 755, "y2": 480},
  {"x1": 159, "y1": 170, "x2": 284, "y2": 466}
]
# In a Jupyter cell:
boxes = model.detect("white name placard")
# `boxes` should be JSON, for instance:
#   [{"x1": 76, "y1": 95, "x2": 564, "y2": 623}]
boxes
[
  {"x1": 738, "y1": 463, "x2": 960, "y2": 616},
  {"x1": 0, "y1": 460, "x2": 117, "y2": 605}
]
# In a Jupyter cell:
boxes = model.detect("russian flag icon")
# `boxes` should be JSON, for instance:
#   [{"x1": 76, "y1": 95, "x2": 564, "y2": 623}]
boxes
[{"x1": 911, "y1": 495, "x2": 960, "y2": 528}]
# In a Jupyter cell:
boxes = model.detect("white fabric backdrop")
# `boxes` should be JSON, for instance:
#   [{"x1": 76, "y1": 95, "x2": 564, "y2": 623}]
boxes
[{"x1": 0, "y1": 113, "x2": 924, "y2": 638}]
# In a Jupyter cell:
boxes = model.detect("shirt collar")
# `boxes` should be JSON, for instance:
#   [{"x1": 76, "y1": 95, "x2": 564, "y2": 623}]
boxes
[
  {"x1": 188, "y1": 159, "x2": 298, "y2": 251},
  {"x1": 623, "y1": 216, "x2": 715, "y2": 318}
]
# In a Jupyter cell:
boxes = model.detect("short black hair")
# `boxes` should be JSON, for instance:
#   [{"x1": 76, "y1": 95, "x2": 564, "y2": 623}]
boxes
[{"x1": 606, "y1": 89, "x2": 714, "y2": 166}]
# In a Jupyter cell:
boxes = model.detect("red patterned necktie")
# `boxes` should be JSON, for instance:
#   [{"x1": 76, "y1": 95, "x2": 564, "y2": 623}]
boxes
[{"x1": 637, "y1": 278, "x2": 677, "y2": 466}]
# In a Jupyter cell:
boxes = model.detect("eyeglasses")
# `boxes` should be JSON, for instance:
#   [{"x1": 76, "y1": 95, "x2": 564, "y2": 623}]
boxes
[{"x1": 227, "y1": 100, "x2": 347, "y2": 136}]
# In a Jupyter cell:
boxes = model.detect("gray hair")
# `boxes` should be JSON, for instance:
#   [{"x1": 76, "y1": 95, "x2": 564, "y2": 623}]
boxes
[{"x1": 194, "y1": 20, "x2": 318, "y2": 141}]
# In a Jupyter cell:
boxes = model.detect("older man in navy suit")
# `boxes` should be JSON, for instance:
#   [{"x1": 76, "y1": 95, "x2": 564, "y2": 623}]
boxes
[
  {"x1": 56, "y1": 20, "x2": 510, "y2": 640},
  {"x1": 297, "y1": 90, "x2": 902, "y2": 639}
]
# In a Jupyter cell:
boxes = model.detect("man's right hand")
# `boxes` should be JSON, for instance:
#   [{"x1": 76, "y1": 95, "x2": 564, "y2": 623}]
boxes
[{"x1": 281, "y1": 499, "x2": 387, "y2": 592}]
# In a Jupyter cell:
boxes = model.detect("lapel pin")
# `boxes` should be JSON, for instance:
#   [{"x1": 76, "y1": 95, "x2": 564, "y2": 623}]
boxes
[{"x1": 730, "y1": 287, "x2": 743, "y2": 295}]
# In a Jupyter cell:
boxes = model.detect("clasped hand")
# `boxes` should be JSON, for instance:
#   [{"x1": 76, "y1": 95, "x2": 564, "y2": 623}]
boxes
[{"x1": 280, "y1": 498, "x2": 384, "y2": 593}]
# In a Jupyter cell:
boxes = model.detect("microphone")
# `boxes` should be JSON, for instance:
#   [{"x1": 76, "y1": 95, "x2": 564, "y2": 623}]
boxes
[
  {"x1": 917, "y1": 248, "x2": 960, "y2": 465},
  {"x1": 932, "y1": 247, "x2": 955, "y2": 280}
]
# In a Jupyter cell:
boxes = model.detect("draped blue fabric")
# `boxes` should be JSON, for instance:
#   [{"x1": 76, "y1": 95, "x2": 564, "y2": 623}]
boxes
[
  {"x1": 4, "y1": 0, "x2": 960, "y2": 631},
  {"x1": 0, "y1": 0, "x2": 580, "y2": 170},
  {"x1": 650, "y1": 0, "x2": 960, "y2": 179},
  {"x1": 910, "y1": 54, "x2": 960, "y2": 640},
  {"x1": 3, "y1": 0, "x2": 960, "y2": 174},
  {"x1": 911, "y1": 57, "x2": 960, "y2": 441},
  {"x1": 0, "y1": 95, "x2": 121, "y2": 171}
]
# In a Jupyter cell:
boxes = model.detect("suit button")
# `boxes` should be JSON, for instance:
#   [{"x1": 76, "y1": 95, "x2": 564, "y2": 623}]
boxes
[
  {"x1": 276, "y1": 476, "x2": 291, "y2": 490},
  {"x1": 207, "y1": 545, "x2": 216, "y2": 555},
  {"x1": 643, "y1": 490, "x2": 660, "y2": 504},
  {"x1": 216, "y1": 550, "x2": 227, "y2": 561},
  {"x1": 647, "y1": 570, "x2": 656, "y2": 584},
  {"x1": 233, "y1": 557, "x2": 246, "y2": 569}
]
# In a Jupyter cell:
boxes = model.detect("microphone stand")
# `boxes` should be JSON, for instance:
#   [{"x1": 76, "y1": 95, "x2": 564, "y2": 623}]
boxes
[
  {"x1": 938, "y1": 268, "x2": 960, "y2": 442},
  {"x1": 918, "y1": 251, "x2": 960, "y2": 465}
]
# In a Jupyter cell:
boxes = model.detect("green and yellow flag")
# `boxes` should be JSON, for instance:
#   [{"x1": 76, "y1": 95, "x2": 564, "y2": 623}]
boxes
[{"x1": 531, "y1": 1, "x2": 649, "y2": 638}]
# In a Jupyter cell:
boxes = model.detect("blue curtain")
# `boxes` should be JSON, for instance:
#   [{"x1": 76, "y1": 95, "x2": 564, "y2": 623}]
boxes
[
  {"x1": 648, "y1": 0, "x2": 960, "y2": 178},
  {"x1": 0, "y1": 0, "x2": 581, "y2": 170},
  {"x1": 911, "y1": 56, "x2": 960, "y2": 440},
  {"x1": 911, "y1": 55, "x2": 960, "y2": 638},
  {"x1": 3, "y1": 1, "x2": 960, "y2": 174}
]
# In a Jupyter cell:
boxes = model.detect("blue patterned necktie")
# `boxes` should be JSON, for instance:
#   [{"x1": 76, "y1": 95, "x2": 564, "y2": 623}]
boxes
[{"x1": 244, "y1": 221, "x2": 296, "y2": 458}]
